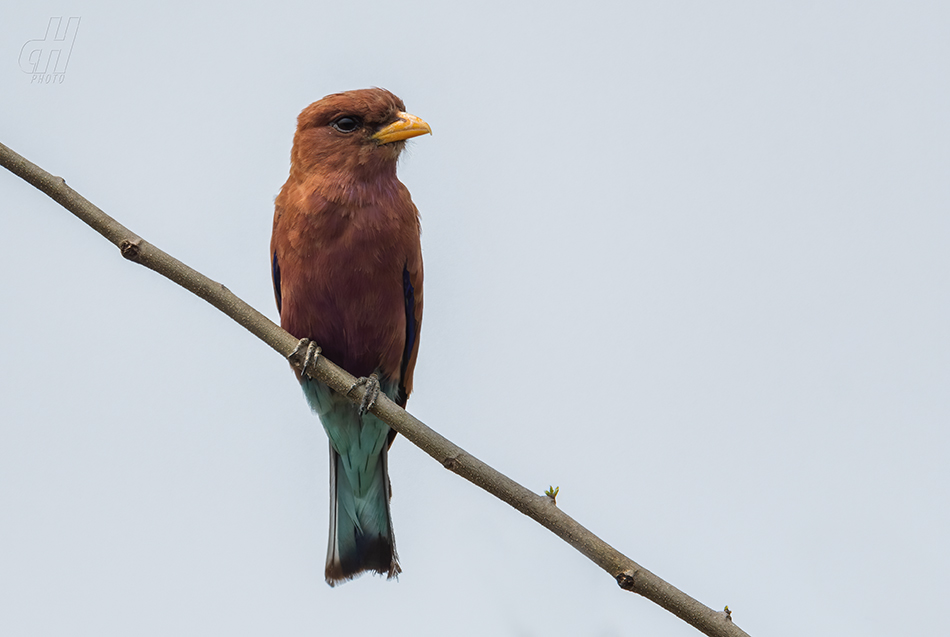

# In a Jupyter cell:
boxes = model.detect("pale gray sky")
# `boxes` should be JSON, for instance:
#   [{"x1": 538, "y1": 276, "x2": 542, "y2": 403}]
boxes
[{"x1": 2, "y1": 2, "x2": 949, "y2": 636}]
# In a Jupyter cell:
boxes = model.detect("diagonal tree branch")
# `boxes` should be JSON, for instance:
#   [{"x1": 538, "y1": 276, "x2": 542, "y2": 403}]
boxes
[{"x1": 0, "y1": 140, "x2": 751, "y2": 637}]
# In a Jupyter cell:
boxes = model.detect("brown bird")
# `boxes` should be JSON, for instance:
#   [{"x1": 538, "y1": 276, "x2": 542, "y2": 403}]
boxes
[{"x1": 270, "y1": 88, "x2": 430, "y2": 585}]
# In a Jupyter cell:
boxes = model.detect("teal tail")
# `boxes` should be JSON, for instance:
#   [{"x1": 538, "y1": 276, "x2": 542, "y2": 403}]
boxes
[
  {"x1": 303, "y1": 379, "x2": 400, "y2": 586},
  {"x1": 326, "y1": 440, "x2": 398, "y2": 585}
]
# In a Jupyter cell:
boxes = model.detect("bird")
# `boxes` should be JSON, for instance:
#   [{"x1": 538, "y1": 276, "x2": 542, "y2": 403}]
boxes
[{"x1": 270, "y1": 88, "x2": 430, "y2": 586}]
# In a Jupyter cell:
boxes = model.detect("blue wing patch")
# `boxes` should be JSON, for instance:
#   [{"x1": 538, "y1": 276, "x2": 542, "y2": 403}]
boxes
[
  {"x1": 400, "y1": 265, "x2": 416, "y2": 395},
  {"x1": 272, "y1": 251, "x2": 282, "y2": 314}
]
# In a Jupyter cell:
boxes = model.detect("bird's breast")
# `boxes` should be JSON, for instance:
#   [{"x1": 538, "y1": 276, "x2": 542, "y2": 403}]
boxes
[{"x1": 274, "y1": 187, "x2": 420, "y2": 381}]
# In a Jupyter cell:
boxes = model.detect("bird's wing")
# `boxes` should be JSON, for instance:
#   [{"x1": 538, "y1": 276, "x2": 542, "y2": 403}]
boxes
[
  {"x1": 272, "y1": 250, "x2": 282, "y2": 315},
  {"x1": 397, "y1": 256, "x2": 423, "y2": 408},
  {"x1": 271, "y1": 202, "x2": 285, "y2": 315}
]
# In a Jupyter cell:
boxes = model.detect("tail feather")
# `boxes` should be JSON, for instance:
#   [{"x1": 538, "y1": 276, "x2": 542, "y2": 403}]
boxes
[
  {"x1": 325, "y1": 441, "x2": 400, "y2": 585},
  {"x1": 302, "y1": 377, "x2": 400, "y2": 586}
]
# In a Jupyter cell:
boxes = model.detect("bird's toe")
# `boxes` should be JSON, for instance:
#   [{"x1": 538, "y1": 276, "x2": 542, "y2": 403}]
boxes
[
  {"x1": 290, "y1": 338, "x2": 322, "y2": 378},
  {"x1": 347, "y1": 373, "x2": 381, "y2": 416}
]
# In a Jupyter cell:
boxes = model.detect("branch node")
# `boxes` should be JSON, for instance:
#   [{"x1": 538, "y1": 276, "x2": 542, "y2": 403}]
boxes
[
  {"x1": 616, "y1": 569, "x2": 640, "y2": 591},
  {"x1": 120, "y1": 238, "x2": 142, "y2": 261},
  {"x1": 442, "y1": 454, "x2": 460, "y2": 470}
]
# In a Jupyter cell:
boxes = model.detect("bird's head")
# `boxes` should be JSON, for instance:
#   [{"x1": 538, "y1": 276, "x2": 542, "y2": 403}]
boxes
[{"x1": 289, "y1": 88, "x2": 431, "y2": 203}]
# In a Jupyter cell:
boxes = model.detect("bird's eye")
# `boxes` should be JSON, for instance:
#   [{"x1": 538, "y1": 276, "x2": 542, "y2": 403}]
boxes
[{"x1": 330, "y1": 116, "x2": 361, "y2": 133}]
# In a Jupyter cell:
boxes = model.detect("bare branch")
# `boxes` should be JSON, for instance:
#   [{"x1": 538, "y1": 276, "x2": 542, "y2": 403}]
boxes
[{"x1": 0, "y1": 140, "x2": 751, "y2": 637}]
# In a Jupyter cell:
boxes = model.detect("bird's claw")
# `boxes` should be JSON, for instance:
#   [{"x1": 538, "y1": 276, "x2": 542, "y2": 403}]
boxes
[
  {"x1": 347, "y1": 373, "x2": 381, "y2": 416},
  {"x1": 290, "y1": 338, "x2": 321, "y2": 378}
]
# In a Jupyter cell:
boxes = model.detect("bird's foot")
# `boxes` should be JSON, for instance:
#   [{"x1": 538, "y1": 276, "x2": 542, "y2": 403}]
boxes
[
  {"x1": 290, "y1": 338, "x2": 321, "y2": 378},
  {"x1": 347, "y1": 373, "x2": 381, "y2": 416}
]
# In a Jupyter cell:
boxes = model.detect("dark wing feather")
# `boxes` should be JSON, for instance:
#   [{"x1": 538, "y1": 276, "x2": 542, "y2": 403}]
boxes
[
  {"x1": 399, "y1": 264, "x2": 417, "y2": 403},
  {"x1": 272, "y1": 251, "x2": 282, "y2": 314},
  {"x1": 398, "y1": 248, "x2": 425, "y2": 402}
]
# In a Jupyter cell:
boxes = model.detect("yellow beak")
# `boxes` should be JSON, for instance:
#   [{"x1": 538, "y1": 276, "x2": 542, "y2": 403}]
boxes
[{"x1": 372, "y1": 111, "x2": 432, "y2": 144}]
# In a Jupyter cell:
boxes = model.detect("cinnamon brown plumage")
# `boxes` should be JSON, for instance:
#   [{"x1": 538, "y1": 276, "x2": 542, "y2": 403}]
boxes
[{"x1": 271, "y1": 88, "x2": 429, "y2": 585}]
